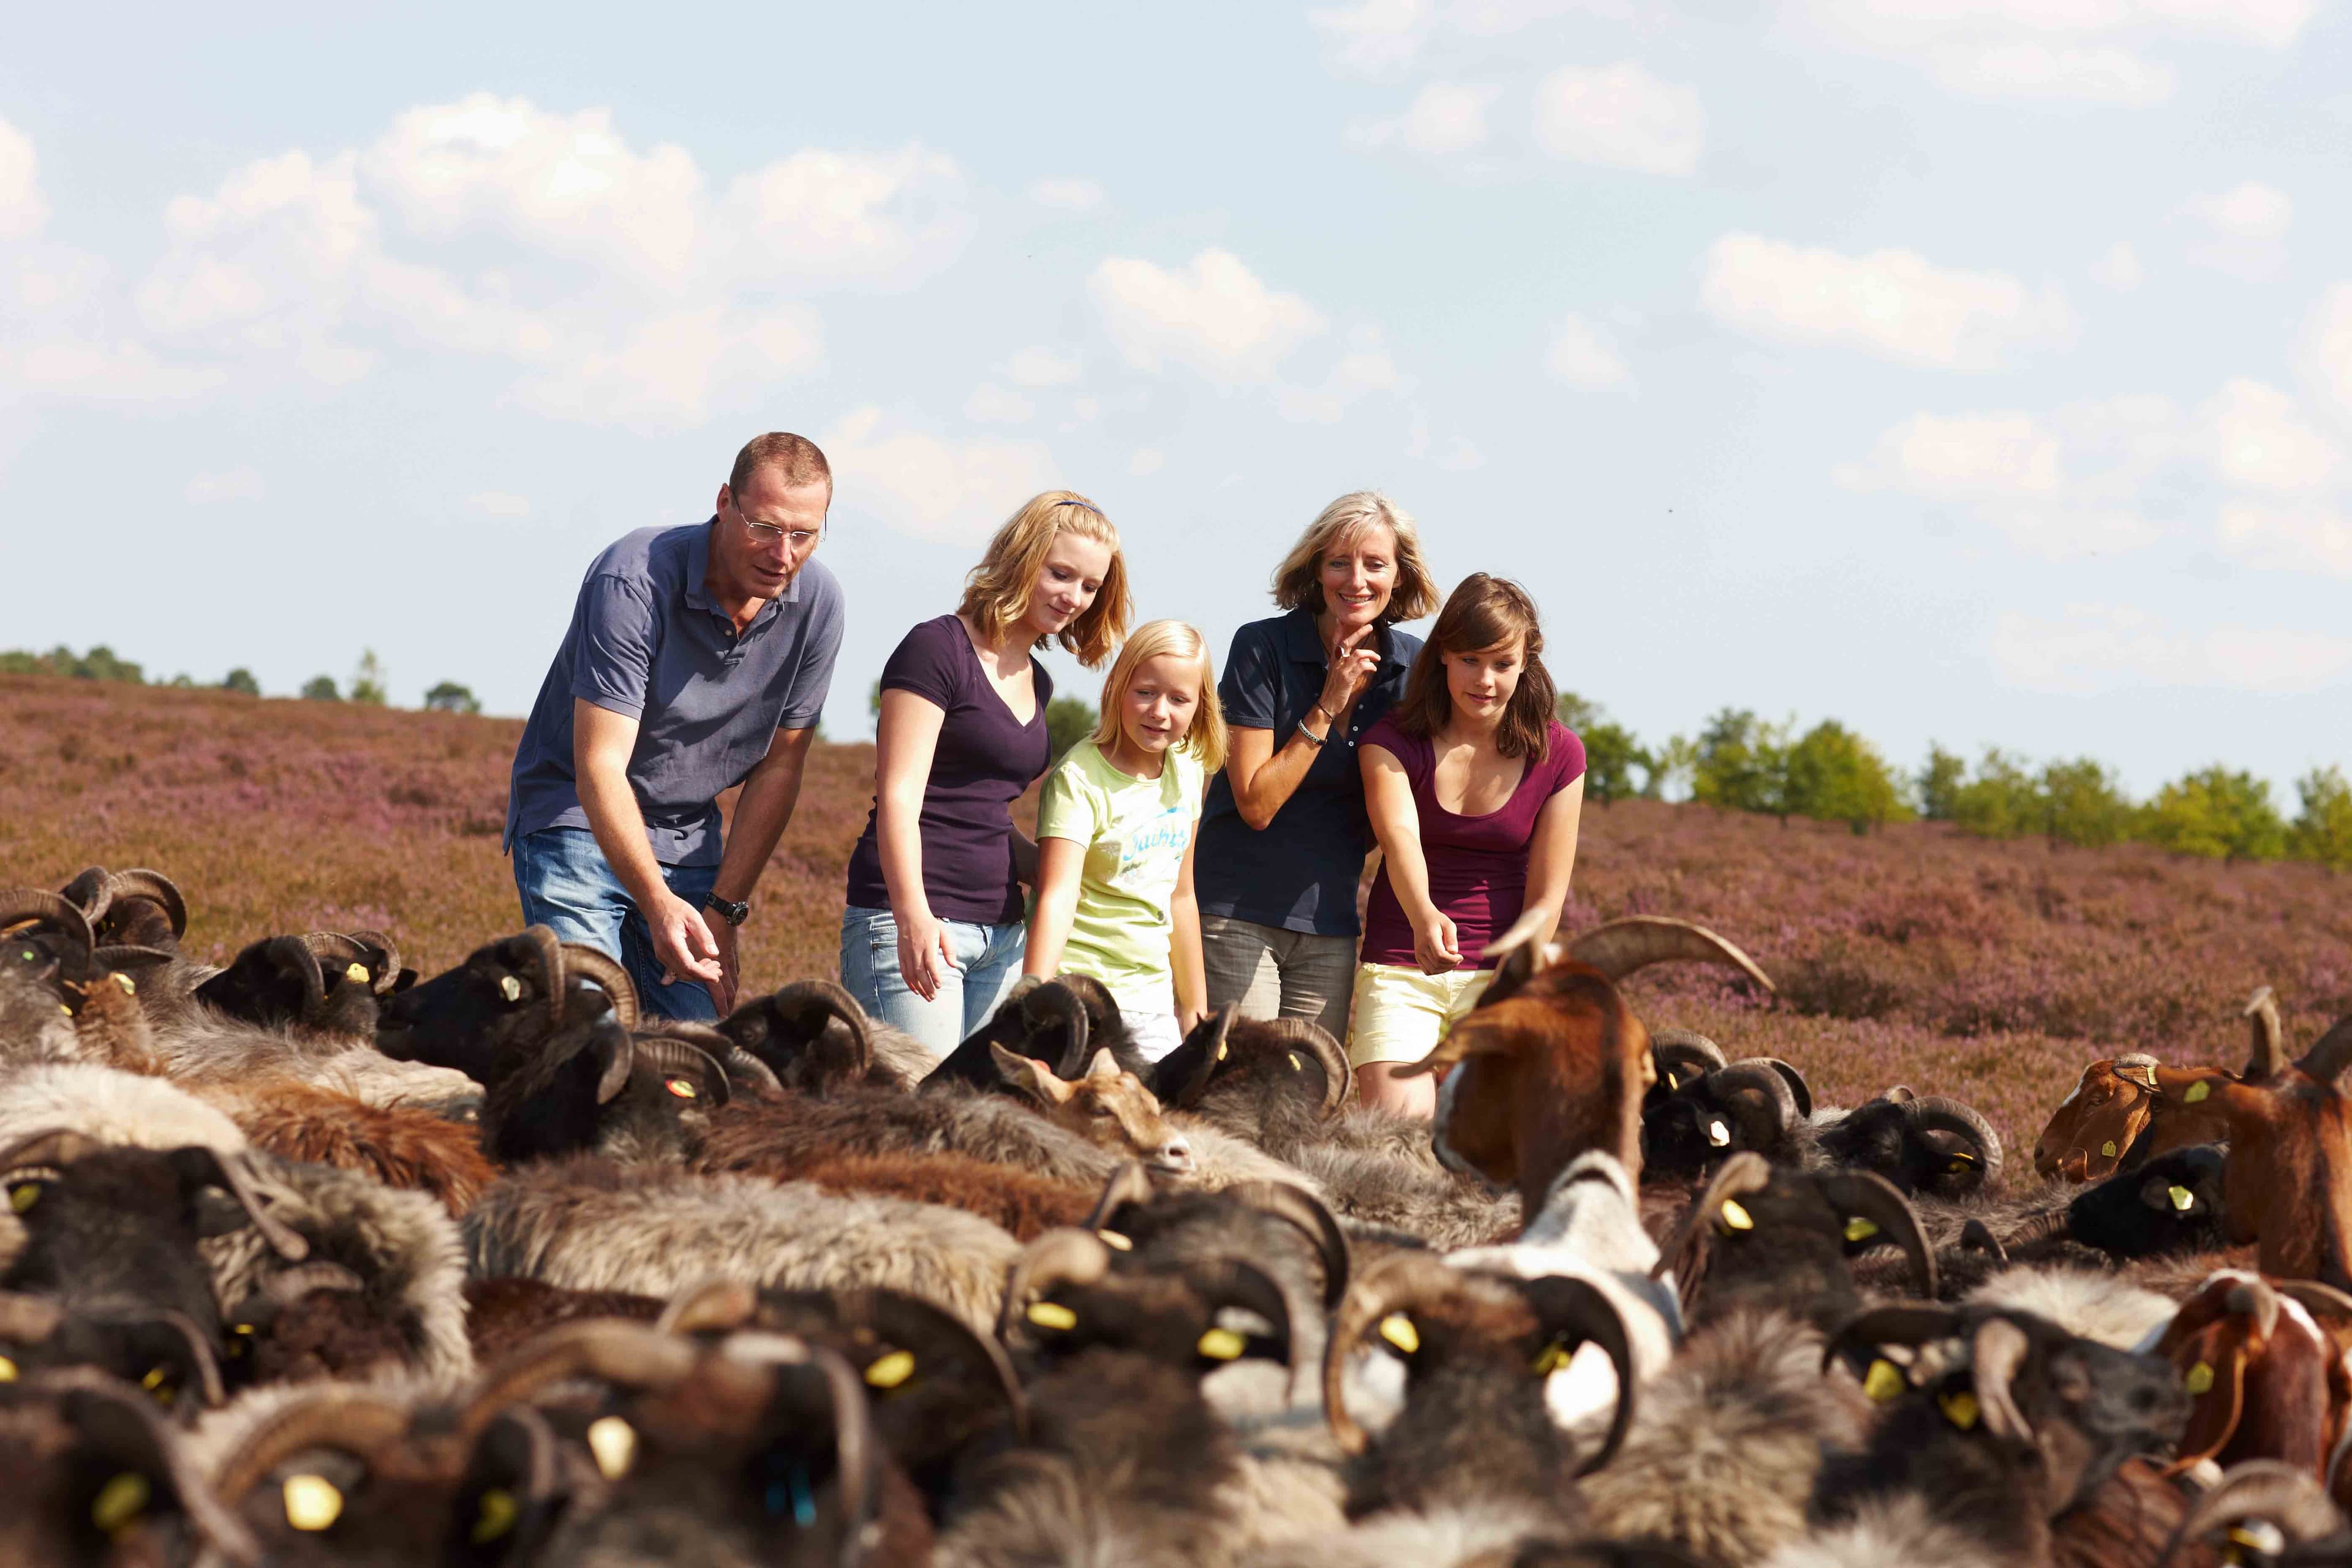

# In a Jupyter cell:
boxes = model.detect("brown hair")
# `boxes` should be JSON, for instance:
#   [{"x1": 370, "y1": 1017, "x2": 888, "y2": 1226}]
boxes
[
  {"x1": 729, "y1": 432, "x2": 832, "y2": 496},
  {"x1": 958, "y1": 491, "x2": 1130, "y2": 668},
  {"x1": 1270, "y1": 491, "x2": 1440, "y2": 625},
  {"x1": 1393, "y1": 573, "x2": 1556, "y2": 760}
]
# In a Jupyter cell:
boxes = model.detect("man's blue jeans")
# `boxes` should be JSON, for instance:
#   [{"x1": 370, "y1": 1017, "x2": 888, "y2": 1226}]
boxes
[{"x1": 513, "y1": 826, "x2": 719, "y2": 1022}]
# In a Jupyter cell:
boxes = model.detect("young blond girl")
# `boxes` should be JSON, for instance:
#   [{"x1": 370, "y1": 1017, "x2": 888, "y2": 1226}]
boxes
[{"x1": 1024, "y1": 620, "x2": 1229, "y2": 1061}]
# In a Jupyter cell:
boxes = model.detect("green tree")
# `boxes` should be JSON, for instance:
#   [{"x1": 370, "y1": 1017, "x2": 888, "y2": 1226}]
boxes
[
  {"x1": 349, "y1": 649, "x2": 388, "y2": 706},
  {"x1": 1916, "y1": 745, "x2": 1967, "y2": 821},
  {"x1": 2141, "y1": 766, "x2": 2289, "y2": 863},
  {"x1": 2289, "y1": 765, "x2": 2352, "y2": 871},
  {"x1": 867, "y1": 679, "x2": 883, "y2": 722},
  {"x1": 2038, "y1": 757, "x2": 2133, "y2": 849},
  {"x1": 74, "y1": 645, "x2": 145, "y2": 683},
  {"x1": 1044, "y1": 696, "x2": 1098, "y2": 762},
  {"x1": 301, "y1": 675, "x2": 341, "y2": 701},
  {"x1": 1556, "y1": 692, "x2": 1652, "y2": 805},
  {"x1": 1687, "y1": 708, "x2": 1790, "y2": 817},
  {"x1": 1782, "y1": 720, "x2": 1910, "y2": 832},
  {"x1": 1949, "y1": 748, "x2": 2043, "y2": 840},
  {"x1": 424, "y1": 680, "x2": 481, "y2": 715},
  {"x1": 222, "y1": 668, "x2": 262, "y2": 697}
]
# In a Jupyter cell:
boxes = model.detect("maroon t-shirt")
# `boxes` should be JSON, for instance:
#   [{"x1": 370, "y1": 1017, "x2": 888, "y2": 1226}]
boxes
[
  {"x1": 845, "y1": 615, "x2": 1055, "y2": 925},
  {"x1": 1359, "y1": 715, "x2": 1586, "y2": 970}
]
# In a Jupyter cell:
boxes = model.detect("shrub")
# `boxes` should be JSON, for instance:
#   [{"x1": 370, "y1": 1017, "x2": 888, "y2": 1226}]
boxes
[
  {"x1": 1782, "y1": 720, "x2": 1910, "y2": 834},
  {"x1": 349, "y1": 649, "x2": 388, "y2": 707},
  {"x1": 222, "y1": 668, "x2": 262, "y2": 698},
  {"x1": 2142, "y1": 765, "x2": 2289, "y2": 863},
  {"x1": 1949, "y1": 748, "x2": 2043, "y2": 840},
  {"x1": 301, "y1": 676, "x2": 341, "y2": 702},
  {"x1": 0, "y1": 645, "x2": 145, "y2": 682},
  {"x1": 1917, "y1": 744, "x2": 1967, "y2": 822},
  {"x1": 2038, "y1": 757, "x2": 2133, "y2": 849},
  {"x1": 1688, "y1": 708, "x2": 1790, "y2": 817},
  {"x1": 1556, "y1": 692, "x2": 1652, "y2": 805},
  {"x1": 2290, "y1": 765, "x2": 2352, "y2": 872},
  {"x1": 424, "y1": 680, "x2": 482, "y2": 716},
  {"x1": 1044, "y1": 696, "x2": 1097, "y2": 763}
]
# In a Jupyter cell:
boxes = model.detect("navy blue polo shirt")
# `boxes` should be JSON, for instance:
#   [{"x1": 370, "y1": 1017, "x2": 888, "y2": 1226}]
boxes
[
  {"x1": 504, "y1": 520, "x2": 844, "y2": 869},
  {"x1": 1195, "y1": 608, "x2": 1423, "y2": 937}
]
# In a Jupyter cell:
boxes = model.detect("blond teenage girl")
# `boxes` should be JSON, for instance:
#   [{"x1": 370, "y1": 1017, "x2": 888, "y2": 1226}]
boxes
[
  {"x1": 1352, "y1": 575, "x2": 1586, "y2": 1116},
  {"x1": 1023, "y1": 620, "x2": 1228, "y2": 1061},
  {"x1": 841, "y1": 492, "x2": 1130, "y2": 1057}
]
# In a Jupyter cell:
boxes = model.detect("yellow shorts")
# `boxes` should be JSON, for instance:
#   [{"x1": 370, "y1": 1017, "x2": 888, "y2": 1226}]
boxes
[{"x1": 1346, "y1": 962, "x2": 1494, "y2": 1068}]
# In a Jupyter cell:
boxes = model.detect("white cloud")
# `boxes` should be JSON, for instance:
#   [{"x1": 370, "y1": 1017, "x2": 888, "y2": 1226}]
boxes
[
  {"x1": 1800, "y1": 0, "x2": 2316, "y2": 104},
  {"x1": 1274, "y1": 328, "x2": 1411, "y2": 423},
  {"x1": 2217, "y1": 503, "x2": 2352, "y2": 576},
  {"x1": 1702, "y1": 233, "x2": 2076, "y2": 369},
  {"x1": 1433, "y1": 435, "x2": 1486, "y2": 469},
  {"x1": 2304, "y1": 284, "x2": 2352, "y2": 426},
  {"x1": 823, "y1": 407, "x2": 1059, "y2": 545},
  {"x1": 1090, "y1": 249, "x2": 1328, "y2": 385},
  {"x1": 1348, "y1": 81, "x2": 1502, "y2": 155},
  {"x1": 725, "y1": 144, "x2": 973, "y2": 285},
  {"x1": 1128, "y1": 448, "x2": 1165, "y2": 477},
  {"x1": 2184, "y1": 182, "x2": 2294, "y2": 243},
  {"x1": 0, "y1": 116, "x2": 50, "y2": 241},
  {"x1": 963, "y1": 382, "x2": 1035, "y2": 424},
  {"x1": 1310, "y1": 0, "x2": 1605, "y2": 75},
  {"x1": 1545, "y1": 314, "x2": 1628, "y2": 387},
  {"x1": 1028, "y1": 178, "x2": 1105, "y2": 211},
  {"x1": 184, "y1": 466, "x2": 265, "y2": 505},
  {"x1": 1532, "y1": 64, "x2": 1704, "y2": 176},
  {"x1": 466, "y1": 489, "x2": 532, "y2": 518},
  {"x1": 2199, "y1": 378, "x2": 2339, "y2": 494},
  {"x1": 1993, "y1": 603, "x2": 2352, "y2": 695},
  {"x1": 1005, "y1": 346, "x2": 1082, "y2": 387},
  {"x1": 2088, "y1": 241, "x2": 2142, "y2": 292}
]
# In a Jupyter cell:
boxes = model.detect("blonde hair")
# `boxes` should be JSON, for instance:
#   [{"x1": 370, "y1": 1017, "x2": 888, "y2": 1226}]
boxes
[
  {"x1": 959, "y1": 491, "x2": 1131, "y2": 668},
  {"x1": 1270, "y1": 490, "x2": 1439, "y2": 625},
  {"x1": 1090, "y1": 619, "x2": 1228, "y2": 773}
]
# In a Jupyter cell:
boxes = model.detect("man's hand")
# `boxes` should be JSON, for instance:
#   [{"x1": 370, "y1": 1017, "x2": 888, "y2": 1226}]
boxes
[
  {"x1": 648, "y1": 893, "x2": 726, "y2": 995},
  {"x1": 705, "y1": 914, "x2": 741, "y2": 1015}
]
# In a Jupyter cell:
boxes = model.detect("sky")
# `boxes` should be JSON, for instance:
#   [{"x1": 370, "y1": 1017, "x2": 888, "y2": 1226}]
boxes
[{"x1": 2, "y1": 1, "x2": 2347, "y2": 797}]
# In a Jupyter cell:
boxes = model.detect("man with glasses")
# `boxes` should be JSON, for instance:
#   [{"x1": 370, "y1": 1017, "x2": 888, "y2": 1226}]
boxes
[{"x1": 503, "y1": 432, "x2": 843, "y2": 1020}]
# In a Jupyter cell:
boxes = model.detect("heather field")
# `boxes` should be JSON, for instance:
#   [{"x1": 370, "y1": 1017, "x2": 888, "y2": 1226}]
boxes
[{"x1": 5, "y1": 672, "x2": 2346, "y2": 1162}]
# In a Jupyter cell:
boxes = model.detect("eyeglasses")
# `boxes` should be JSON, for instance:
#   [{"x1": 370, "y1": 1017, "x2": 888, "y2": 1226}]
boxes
[{"x1": 733, "y1": 498, "x2": 821, "y2": 552}]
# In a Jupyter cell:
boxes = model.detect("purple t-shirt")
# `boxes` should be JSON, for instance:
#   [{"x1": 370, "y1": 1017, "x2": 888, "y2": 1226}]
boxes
[
  {"x1": 844, "y1": 615, "x2": 1055, "y2": 925},
  {"x1": 1359, "y1": 715, "x2": 1586, "y2": 970}
]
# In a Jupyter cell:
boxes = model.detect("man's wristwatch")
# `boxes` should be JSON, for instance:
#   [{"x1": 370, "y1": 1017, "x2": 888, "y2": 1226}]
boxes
[{"x1": 704, "y1": 894, "x2": 751, "y2": 927}]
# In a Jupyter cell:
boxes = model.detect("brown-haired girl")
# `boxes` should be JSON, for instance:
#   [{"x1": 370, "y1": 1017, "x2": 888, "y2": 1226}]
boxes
[{"x1": 1352, "y1": 573, "x2": 1586, "y2": 1115}]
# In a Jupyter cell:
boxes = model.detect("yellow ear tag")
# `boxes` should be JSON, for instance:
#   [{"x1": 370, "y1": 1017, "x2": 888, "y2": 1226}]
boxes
[
  {"x1": 344, "y1": 963, "x2": 369, "y2": 984},
  {"x1": 1843, "y1": 1217, "x2": 1879, "y2": 1243},
  {"x1": 10, "y1": 1183, "x2": 38, "y2": 1213},
  {"x1": 664, "y1": 1077, "x2": 699, "y2": 1099},
  {"x1": 0, "y1": 1355, "x2": 16, "y2": 1381},
  {"x1": 1947, "y1": 1152, "x2": 1978, "y2": 1167},
  {"x1": 1197, "y1": 1327, "x2": 1246, "y2": 1360},
  {"x1": 2185, "y1": 1362, "x2": 2215, "y2": 1395},
  {"x1": 1027, "y1": 1301, "x2": 1078, "y2": 1332},
  {"x1": 587, "y1": 1415, "x2": 637, "y2": 1480},
  {"x1": 1287, "y1": 1052, "x2": 1303, "y2": 1072},
  {"x1": 1378, "y1": 1313, "x2": 1420, "y2": 1354},
  {"x1": 114, "y1": 973, "x2": 137, "y2": 995},
  {"x1": 1706, "y1": 1120, "x2": 1732, "y2": 1148},
  {"x1": 1096, "y1": 1229, "x2": 1133, "y2": 1251},
  {"x1": 1215, "y1": 1040, "x2": 1228, "y2": 1062},
  {"x1": 283, "y1": 1474, "x2": 344, "y2": 1532},
  {"x1": 499, "y1": 974, "x2": 523, "y2": 1003},
  {"x1": 2184, "y1": 1080, "x2": 2211, "y2": 1104},
  {"x1": 1939, "y1": 1391, "x2": 1979, "y2": 1430},
  {"x1": 864, "y1": 1350, "x2": 916, "y2": 1389},
  {"x1": 1531, "y1": 1341, "x2": 1574, "y2": 1375},
  {"x1": 2100, "y1": 1140, "x2": 2119, "y2": 1158},
  {"x1": 59, "y1": 1005, "x2": 71, "y2": 1017},
  {"x1": 2168, "y1": 1185, "x2": 2196, "y2": 1213},
  {"x1": 92, "y1": 1472, "x2": 151, "y2": 1534},
  {"x1": 1863, "y1": 1359, "x2": 1905, "y2": 1403},
  {"x1": 472, "y1": 1488, "x2": 518, "y2": 1544},
  {"x1": 1720, "y1": 1199, "x2": 1754, "y2": 1231},
  {"x1": 2228, "y1": 1522, "x2": 2288, "y2": 1557}
]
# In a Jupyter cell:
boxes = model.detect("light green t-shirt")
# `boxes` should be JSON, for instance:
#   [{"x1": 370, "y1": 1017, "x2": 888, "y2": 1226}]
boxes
[{"x1": 1035, "y1": 737, "x2": 1206, "y2": 1008}]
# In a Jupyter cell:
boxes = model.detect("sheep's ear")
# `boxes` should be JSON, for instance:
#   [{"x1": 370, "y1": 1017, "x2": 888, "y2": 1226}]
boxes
[
  {"x1": 1085, "y1": 1048, "x2": 1120, "y2": 1083},
  {"x1": 992, "y1": 1042, "x2": 1072, "y2": 1105}
]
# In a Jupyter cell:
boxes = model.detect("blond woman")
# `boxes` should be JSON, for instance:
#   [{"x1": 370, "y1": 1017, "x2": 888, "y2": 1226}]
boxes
[
  {"x1": 1194, "y1": 491, "x2": 1441, "y2": 1044},
  {"x1": 841, "y1": 492, "x2": 1129, "y2": 1055},
  {"x1": 1023, "y1": 621, "x2": 1228, "y2": 1061}
]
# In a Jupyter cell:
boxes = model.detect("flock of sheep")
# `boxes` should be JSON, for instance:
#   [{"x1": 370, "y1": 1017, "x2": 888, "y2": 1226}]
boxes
[{"x1": 3, "y1": 865, "x2": 2350, "y2": 1567}]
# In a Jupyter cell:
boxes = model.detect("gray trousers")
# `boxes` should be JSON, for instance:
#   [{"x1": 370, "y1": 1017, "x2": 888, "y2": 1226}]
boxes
[{"x1": 1199, "y1": 913, "x2": 1356, "y2": 1046}]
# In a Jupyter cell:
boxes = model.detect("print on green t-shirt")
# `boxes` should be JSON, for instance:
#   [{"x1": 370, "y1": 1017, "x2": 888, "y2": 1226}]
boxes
[{"x1": 1035, "y1": 737, "x2": 1205, "y2": 1004}]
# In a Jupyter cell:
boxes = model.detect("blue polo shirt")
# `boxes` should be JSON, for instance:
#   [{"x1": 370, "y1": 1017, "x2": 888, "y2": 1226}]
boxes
[
  {"x1": 504, "y1": 520, "x2": 844, "y2": 869},
  {"x1": 1194, "y1": 608, "x2": 1422, "y2": 937}
]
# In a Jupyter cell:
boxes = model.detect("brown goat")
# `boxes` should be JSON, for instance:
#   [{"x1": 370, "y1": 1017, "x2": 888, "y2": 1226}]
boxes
[
  {"x1": 2154, "y1": 1271, "x2": 2352, "y2": 1483},
  {"x1": 2153, "y1": 1013, "x2": 2352, "y2": 1289},
  {"x1": 1397, "y1": 916, "x2": 1775, "y2": 1212},
  {"x1": 990, "y1": 1043, "x2": 1196, "y2": 1175},
  {"x1": 2031, "y1": 988, "x2": 2278, "y2": 1182}
]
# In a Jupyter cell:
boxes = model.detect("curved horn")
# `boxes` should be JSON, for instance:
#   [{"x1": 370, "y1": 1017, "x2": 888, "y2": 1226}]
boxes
[
  {"x1": 1756, "y1": 1058, "x2": 1813, "y2": 1121},
  {"x1": 516, "y1": 925, "x2": 567, "y2": 1034},
  {"x1": 1958, "y1": 1218, "x2": 2009, "y2": 1265},
  {"x1": 756, "y1": 979, "x2": 876, "y2": 1077},
  {"x1": 1081, "y1": 1162, "x2": 1160, "y2": 1234},
  {"x1": 263, "y1": 1262, "x2": 366, "y2": 1305},
  {"x1": 343, "y1": 929, "x2": 403, "y2": 993},
  {"x1": 1969, "y1": 1315, "x2": 2034, "y2": 1445},
  {"x1": 181, "y1": 1150, "x2": 309, "y2": 1262},
  {"x1": 1907, "y1": 1096, "x2": 2005, "y2": 1188},
  {"x1": 1254, "y1": 1017, "x2": 1354, "y2": 1117},
  {"x1": 997, "y1": 1229, "x2": 1114, "y2": 1343},
  {"x1": 559, "y1": 941, "x2": 640, "y2": 1030},
  {"x1": 210, "y1": 1388, "x2": 415, "y2": 1504},
  {"x1": 1706, "y1": 1063, "x2": 1800, "y2": 1148},
  {"x1": 2005, "y1": 1208, "x2": 2075, "y2": 1251},
  {"x1": 1185, "y1": 1258, "x2": 1297, "y2": 1369},
  {"x1": 104, "y1": 870, "x2": 187, "y2": 940},
  {"x1": 1649, "y1": 1028, "x2": 1727, "y2": 1094},
  {"x1": 1324, "y1": 1252, "x2": 1476, "y2": 1457},
  {"x1": 42, "y1": 1368, "x2": 264, "y2": 1567},
  {"x1": 631, "y1": 1035, "x2": 733, "y2": 1108},
  {"x1": 717, "y1": 1334, "x2": 878, "y2": 1568},
  {"x1": 59, "y1": 867, "x2": 112, "y2": 920},
  {"x1": 837, "y1": 1287, "x2": 1030, "y2": 1445},
  {"x1": 2299, "y1": 1013, "x2": 2352, "y2": 1088},
  {"x1": 657, "y1": 1276, "x2": 761, "y2": 1336},
  {"x1": 1020, "y1": 980, "x2": 1093, "y2": 1079},
  {"x1": 1224, "y1": 1181, "x2": 1353, "y2": 1311},
  {"x1": 1517, "y1": 1273, "x2": 1638, "y2": 1476},
  {"x1": 592, "y1": 1025, "x2": 635, "y2": 1106},
  {"x1": 1817, "y1": 1170, "x2": 1939, "y2": 1300},
  {"x1": 1654, "y1": 1151, "x2": 1774, "y2": 1319},
  {"x1": 0, "y1": 889, "x2": 94, "y2": 956},
  {"x1": 0, "y1": 1127, "x2": 104, "y2": 1173},
  {"x1": 2160, "y1": 1460, "x2": 2345, "y2": 1567},
  {"x1": 2243, "y1": 987, "x2": 2286, "y2": 1082},
  {"x1": 458, "y1": 1319, "x2": 702, "y2": 1438},
  {"x1": 139, "y1": 1307, "x2": 228, "y2": 1412},
  {"x1": 1821, "y1": 1302, "x2": 1966, "y2": 1373},
  {"x1": 722, "y1": 1044, "x2": 786, "y2": 1098},
  {"x1": 1565, "y1": 916, "x2": 1776, "y2": 993},
  {"x1": 644, "y1": 1020, "x2": 783, "y2": 1098}
]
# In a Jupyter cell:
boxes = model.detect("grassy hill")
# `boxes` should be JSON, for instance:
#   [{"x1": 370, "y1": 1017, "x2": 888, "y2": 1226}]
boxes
[{"x1": 5, "y1": 672, "x2": 2346, "y2": 1161}]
